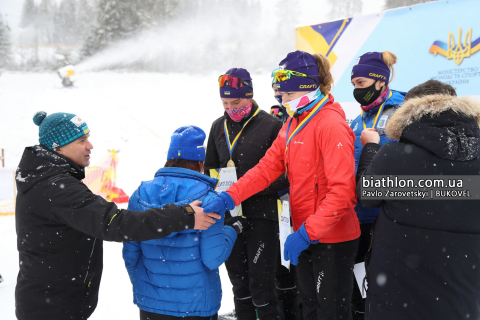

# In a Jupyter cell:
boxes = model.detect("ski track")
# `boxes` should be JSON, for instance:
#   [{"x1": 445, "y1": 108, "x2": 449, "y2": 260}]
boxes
[{"x1": 0, "y1": 71, "x2": 281, "y2": 319}]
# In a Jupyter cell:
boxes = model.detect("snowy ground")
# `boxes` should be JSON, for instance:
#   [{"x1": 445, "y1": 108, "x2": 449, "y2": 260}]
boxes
[{"x1": 0, "y1": 71, "x2": 287, "y2": 319}]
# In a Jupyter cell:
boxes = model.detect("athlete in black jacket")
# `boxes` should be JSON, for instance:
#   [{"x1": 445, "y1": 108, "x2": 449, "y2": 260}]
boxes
[
  {"x1": 15, "y1": 112, "x2": 219, "y2": 320},
  {"x1": 205, "y1": 68, "x2": 288, "y2": 320}
]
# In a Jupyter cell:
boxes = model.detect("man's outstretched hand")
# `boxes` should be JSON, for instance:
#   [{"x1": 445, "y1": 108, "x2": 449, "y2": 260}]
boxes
[{"x1": 190, "y1": 200, "x2": 221, "y2": 230}]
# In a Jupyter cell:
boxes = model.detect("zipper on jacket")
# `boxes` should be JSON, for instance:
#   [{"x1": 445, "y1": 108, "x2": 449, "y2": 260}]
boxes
[
  {"x1": 83, "y1": 238, "x2": 97, "y2": 304},
  {"x1": 363, "y1": 215, "x2": 380, "y2": 320},
  {"x1": 84, "y1": 271, "x2": 95, "y2": 306}
]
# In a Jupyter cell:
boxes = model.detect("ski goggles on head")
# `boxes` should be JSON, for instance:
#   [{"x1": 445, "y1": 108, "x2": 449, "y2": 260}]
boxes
[
  {"x1": 272, "y1": 69, "x2": 318, "y2": 84},
  {"x1": 218, "y1": 75, "x2": 253, "y2": 89},
  {"x1": 271, "y1": 67, "x2": 281, "y2": 85}
]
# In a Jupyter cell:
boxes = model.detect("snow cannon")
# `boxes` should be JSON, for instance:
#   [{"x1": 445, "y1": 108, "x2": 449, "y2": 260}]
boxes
[{"x1": 57, "y1": 65, "x2": 76, "y2": 87}]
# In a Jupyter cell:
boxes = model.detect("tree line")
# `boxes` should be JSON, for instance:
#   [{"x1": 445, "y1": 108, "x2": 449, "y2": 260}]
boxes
[{"x1": 0, "y1": 0, "x2": 434, "y2": 70}]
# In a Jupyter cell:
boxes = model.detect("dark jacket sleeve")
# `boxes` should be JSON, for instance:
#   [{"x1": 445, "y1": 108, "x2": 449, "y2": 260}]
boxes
[
  {"x1": 49, "y1": 175, "x2": 194, "y2": 242},
  {"x1": 356, "y1": 142, "x2": 384, "y2": 208},
  {"x1": 204, "y1": 122, "x2": 221, "y2": 175}
]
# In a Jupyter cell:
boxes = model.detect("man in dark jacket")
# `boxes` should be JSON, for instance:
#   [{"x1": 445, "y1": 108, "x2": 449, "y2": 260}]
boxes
[
  {"x1": 15, "y1": 111, "x2": 220, "y2": 320},
  {"x1": 355, "y1": 80, "x2": 480, "y2": 319}
]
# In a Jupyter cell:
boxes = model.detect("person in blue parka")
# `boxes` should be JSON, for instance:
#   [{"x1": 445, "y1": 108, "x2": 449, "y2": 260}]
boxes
[
  {"x1": 349, "y1": 51, "x2": 406, "y2": 320},
  {"x1": 123, "y1": 126, "x2": 240, "y2": 320}
]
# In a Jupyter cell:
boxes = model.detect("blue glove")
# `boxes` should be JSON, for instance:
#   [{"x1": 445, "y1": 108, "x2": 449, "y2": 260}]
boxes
[
  {"x1": 203, "y1": 191, "x2": 236, "y2": 214},
  {"x1": 284, "y1": 223, "x2": 318, "y2": 265}
]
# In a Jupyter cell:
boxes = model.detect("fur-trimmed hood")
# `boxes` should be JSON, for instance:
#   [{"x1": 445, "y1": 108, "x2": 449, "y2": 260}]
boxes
[
  {"x1": 386, "y1": 95, "x2": 480, "y2": 140},
  {"x1": 386, "y1": 95, "x2": 480, "y2": 161}
]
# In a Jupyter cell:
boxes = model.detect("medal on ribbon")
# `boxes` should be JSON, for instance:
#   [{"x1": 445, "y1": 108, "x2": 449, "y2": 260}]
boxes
[
  {"x1": 361, "y1": 90, "x2": 393, "y2": 130},
  {"x1": 224, "y1": 107, "x2": 260, "y2": 167},
  {"x1": 284, "y1": 94, "x2": 329, "y2": 175}
]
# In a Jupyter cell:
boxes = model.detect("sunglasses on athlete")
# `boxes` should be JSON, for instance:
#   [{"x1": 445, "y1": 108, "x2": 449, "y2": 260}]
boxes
[
  {"x1": 218, "y1": 75, "x2": 253, "y2": 89},
  {"x1": 272, "y1": 69, "x2": 319, "y2": 84}
]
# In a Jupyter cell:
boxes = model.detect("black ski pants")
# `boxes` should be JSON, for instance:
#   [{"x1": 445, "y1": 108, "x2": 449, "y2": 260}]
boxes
[
  {"x1": 351, "y1": 223, "x2": 373, "y2": 320},
  {"x1": 225, "y1": 218, "x2": 281, "y2": 320},
  {"x1": 296, "y1": 238, "x2": 359, "y2": 320},
  {"x1": 276, "y1": 261, "x2": 302, "y2": 320}
]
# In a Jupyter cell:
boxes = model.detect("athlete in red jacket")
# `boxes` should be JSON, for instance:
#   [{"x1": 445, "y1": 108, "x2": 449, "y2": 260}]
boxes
[
  {"x1": 228, "y1": 91, "x2": 359, "y2": 242},
  {"x1": 204, "y1": 51, "x2": 360, "y2": 319}
]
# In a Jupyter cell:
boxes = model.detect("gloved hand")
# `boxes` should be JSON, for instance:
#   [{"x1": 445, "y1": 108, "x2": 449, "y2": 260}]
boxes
[
  {"x1": 225, "y1": 216, "x2": 246, "y2": 234},
  {"x1": 284, "y1": 223, "x2": 318, "y2": 265},
  {"x1": 203, "y1": 191, "x2": 236, "y2": 214}
]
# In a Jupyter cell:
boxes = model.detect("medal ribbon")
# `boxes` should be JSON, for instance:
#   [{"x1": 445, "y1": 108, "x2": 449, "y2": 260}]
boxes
[
  {"x1": 285, "y1": 94, "x2": 329, "y2": 161},
  {"x1": 361, "y1": 90, "x2": 392, "y2": 130},
  {"x1": 224, "y1": 107, "x2": 260, "y2": 157}
]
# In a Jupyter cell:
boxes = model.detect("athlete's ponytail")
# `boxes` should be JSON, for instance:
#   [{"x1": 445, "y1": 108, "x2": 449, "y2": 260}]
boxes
[
  {"x1": 382, "y1": 51, "x2": 397, "y2": 84},
  {"x1": 313, "y1": 53, "x2": 334, "y2": 96}
]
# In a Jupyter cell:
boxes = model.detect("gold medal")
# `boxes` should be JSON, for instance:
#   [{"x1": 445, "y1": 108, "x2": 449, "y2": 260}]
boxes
[{"x1": 227, "y1": 157, "x2": 235, "y2": 167}]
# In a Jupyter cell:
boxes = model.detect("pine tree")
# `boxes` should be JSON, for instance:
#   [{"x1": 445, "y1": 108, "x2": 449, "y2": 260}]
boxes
[
  {"x1": 76, "y1": 0, "x2": 98, "y2": 41},
  {"x1": 37, "y1": 0, "x2": 57, "y2": 44},
  {"x1": 384, "y1": 0, "x2": 435, "y2": 10},
  {"x1": 0, "y1": 13, "x2": 13, "y2": 68},
  {"x1": 54, "y1": 0, "x2": 79, "y2": 44},
  {"x1": 136, "y1": 0, "x2": 179, "y2": 29},
  {"x1": 85, "y1": 0, "x2": 140, "y2": 54},
  {"x1": 20, "y1": 0, "x2": 36, "y2": 28},
  {"x1": 82, "y1": 0, "x2": 181, "y2": 56},
  {"x1": 328, "y1": 0, "x2": 362, "y2": 20}
]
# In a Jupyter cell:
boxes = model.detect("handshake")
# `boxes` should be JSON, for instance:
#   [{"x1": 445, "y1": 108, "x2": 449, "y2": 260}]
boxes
[{"x1": 190, "y1": 191, "x2": 242, "y2": 232}]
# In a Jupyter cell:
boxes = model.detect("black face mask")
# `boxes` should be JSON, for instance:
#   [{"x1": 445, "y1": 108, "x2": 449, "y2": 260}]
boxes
[
  {"x1": 274, "y1": 94, "x2": 283, "y2": 105},
  {"x1": 353, "y1": 80, "x2": 383, "y2": 106}
]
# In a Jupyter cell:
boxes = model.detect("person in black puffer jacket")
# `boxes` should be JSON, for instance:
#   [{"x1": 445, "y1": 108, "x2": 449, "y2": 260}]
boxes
[
  {"x1": 356, "y1": 80, "x2": 480, "y2": 320},
  {"x1": 15, "y1": 112, "x2": 220, "y2": 320},
  {"x1": 205, "y1": 68, "x2": 288, "y2": 320}
]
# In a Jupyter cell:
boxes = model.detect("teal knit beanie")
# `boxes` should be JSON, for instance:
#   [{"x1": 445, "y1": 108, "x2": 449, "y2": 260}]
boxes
[{"x1": 33, "y1": 111, "x2": 90, "y2": 150}]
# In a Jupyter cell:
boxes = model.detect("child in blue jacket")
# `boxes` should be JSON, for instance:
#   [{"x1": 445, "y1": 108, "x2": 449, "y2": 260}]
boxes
[{"x1": 123, "y1": 126, "x2": 239, "y2": 320}]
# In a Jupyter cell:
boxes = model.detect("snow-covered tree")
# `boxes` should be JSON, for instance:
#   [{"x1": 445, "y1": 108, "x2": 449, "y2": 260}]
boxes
[
  {"x1": 20, "y1": 0, "x2": 36, "y2": 28},
  {"x1": 83, "y1": 0, "x2": 180, "y2": 56},
  {"x1": 54, "y1": 0, "x2": 79, "y2": 44},
  {"x1": 136, "y1": 0, "x2": 179, "y2": 29},
  {"x1": 0, "y1": 13, "x2": 13, "y2": 68},
  {"x1": 384, "y1": 0, "x2": 435, "y2": 10},
  {"x1": 85, "y1": 0, "x2": 139, "y2": 54},
  {"x1": 328, "y1": 0, "x2": 362, "y2": 20},
  {"x1": 37, "y1": 0, "x2": 57, "y2": 44},
  {"x1": 76, "y1": 0, "x2": 98, "y2": 41}
]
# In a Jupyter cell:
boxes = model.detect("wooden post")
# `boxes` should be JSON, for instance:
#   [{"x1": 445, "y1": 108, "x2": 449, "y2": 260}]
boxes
[{"x1": 0, "y1": 149, "x2": 4, "y2": 168}]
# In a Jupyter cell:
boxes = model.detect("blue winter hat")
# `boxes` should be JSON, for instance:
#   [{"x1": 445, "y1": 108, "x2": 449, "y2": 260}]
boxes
[
  {"x1": 33, "y1": 111, "x2": 90, "y2": 150},
  {"x1": 167, "y1": 126, "x2": 206, "y2": 161},
  {"x1": 275, "y1": 51, "x2": 320, "y2": 92},
  {"x1": 219, "y1": 68, "x2": 254, "y2": 99},
  {"x1": 351, "y1": 52, "x2": 390, "y2": 85}
]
